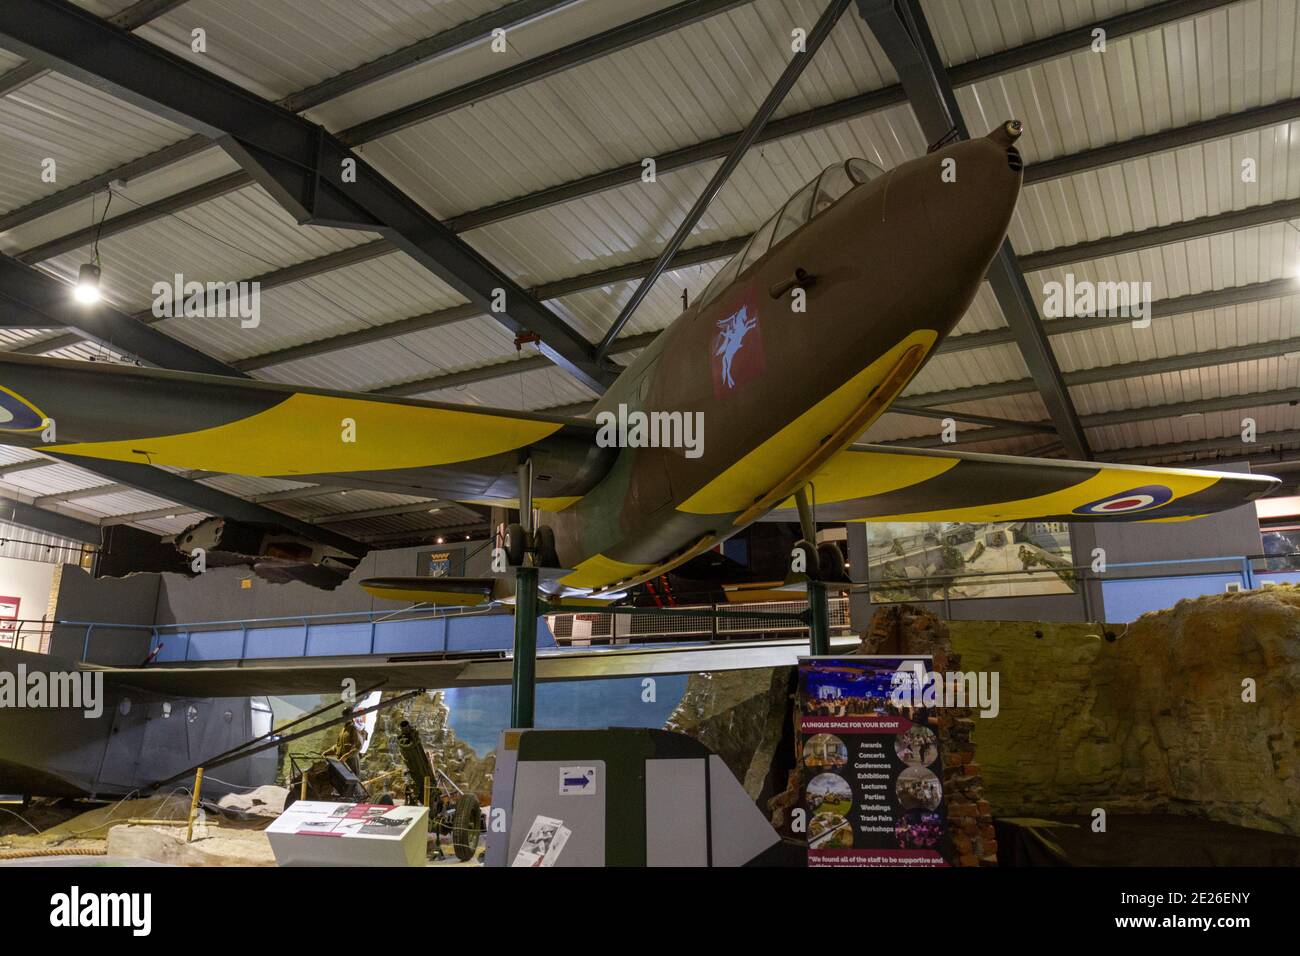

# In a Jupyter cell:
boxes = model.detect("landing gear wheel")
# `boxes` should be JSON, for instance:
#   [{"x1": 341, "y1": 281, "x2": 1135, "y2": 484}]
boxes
[
  {"x1": 451, "y1": 794, "x2": 483, "y2": 862},
  {"x1": 790, "y1": 539, "x2": 819, "y2": 581},
  {"x1": 504, "y1": 522, "x2": 528, "y2": 566},
  {"x1": 533, "y1": 525, "x2": 559, "y2": 568},
  {"x1": 816, "y1": 542, "x2": 849, "y2": 583}
]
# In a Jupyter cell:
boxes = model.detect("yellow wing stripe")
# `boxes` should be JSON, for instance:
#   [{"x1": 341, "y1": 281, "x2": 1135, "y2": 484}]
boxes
[
  {"x1": 680, "y1": 330, "x2": 938, "y2": 515},
  {"x1": 853, "y1": 469, "x2": 1218, "y2": 523},
  {"x1": 38, "y1": 393, "x2": 562, "y2": 476},
  {"x1": 560, "y1": 553, "x2": 653, "y2": 590},
  {"x1": 360, "y1": 584, "x2": 491, "y2": 607},
  {"x1": 783, "y1": 449, "x2": 958, "y2": 508}
]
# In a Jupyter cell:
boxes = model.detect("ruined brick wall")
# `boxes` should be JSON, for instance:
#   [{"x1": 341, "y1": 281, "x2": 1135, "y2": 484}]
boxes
[{"x1": 857, "y1": 604, "x2": 996, "y2": 867}]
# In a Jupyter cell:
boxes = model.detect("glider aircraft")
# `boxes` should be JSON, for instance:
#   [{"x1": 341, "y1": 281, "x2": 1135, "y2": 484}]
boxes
[{"x1": 0, "y1": 121, "x2": 1278, "y2": 609}]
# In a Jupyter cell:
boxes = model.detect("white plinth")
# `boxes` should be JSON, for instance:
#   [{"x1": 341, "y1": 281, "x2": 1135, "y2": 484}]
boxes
[{"x1": 266, "y1": 800, "x2": 428, "y2": 867}]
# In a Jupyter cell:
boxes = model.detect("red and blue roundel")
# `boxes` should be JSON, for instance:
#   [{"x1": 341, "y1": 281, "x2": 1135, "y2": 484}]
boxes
[
  {"x1": 1072, "y1": 484, "x2": 1173, "y2": 516},
  {"x1": 0, "y1": 386, "x2": 47, "y2": 432}
]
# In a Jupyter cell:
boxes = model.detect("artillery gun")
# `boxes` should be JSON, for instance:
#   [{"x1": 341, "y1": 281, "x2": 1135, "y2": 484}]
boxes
[{"x1": 396, "y1": 718, "x2": 484, "y2": 862}]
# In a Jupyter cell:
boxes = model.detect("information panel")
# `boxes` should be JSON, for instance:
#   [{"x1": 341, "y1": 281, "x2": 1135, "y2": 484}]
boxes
[{"x1": 798, "y1": 656, "x2": 949, "y2": 867}]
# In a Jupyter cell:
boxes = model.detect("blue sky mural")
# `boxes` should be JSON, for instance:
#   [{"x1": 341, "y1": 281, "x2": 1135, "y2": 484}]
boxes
[{"x1": 444, "y1": 675, "x2": 690, "y2": 754}]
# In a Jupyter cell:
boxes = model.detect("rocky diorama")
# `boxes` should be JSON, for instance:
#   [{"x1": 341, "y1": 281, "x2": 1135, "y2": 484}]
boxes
[{"x1": 951, "y1": 585, "x2": 1300, "y2": 837}]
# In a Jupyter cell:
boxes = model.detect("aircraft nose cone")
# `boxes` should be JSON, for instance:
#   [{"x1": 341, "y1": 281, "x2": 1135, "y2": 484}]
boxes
[{"x1": 917, "y1": 124, "x2": 1023, "y2": 266}]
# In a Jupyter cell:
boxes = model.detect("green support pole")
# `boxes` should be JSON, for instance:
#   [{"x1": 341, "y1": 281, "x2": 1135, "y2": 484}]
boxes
[
  {"x1": 510, "y1": 564, "x2": 539, "y2": 728},
  {"x1": 808, "y1": 580, "x2": 831, "y2": 656}
]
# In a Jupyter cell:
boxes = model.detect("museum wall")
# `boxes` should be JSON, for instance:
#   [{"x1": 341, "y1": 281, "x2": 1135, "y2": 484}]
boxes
[
  {"x1": 47, "y1": 564, "x2": 159, "y2": 664},
  {"x1": 149, "y1": 541, "x2": 488, "y2": 624},
  {"x1": 0, "y1": 554, "x2": 57, "y2": 651},
  {"x1": 951, "y1": 585, "x2": 1300, "y2": 836},
  {"x1": 46, "y1": 541, "x2": 492, "y2": 657}
]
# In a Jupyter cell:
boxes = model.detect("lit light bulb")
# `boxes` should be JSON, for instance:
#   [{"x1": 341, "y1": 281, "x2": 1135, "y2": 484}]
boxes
[{"x1": 74, "y1": 263, "x2": 101, "y2": 304}]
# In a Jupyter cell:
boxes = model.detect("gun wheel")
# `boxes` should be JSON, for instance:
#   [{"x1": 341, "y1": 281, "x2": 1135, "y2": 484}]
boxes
[{"x1": 451, "y1": 793, "x2": 483, "y2": 862}]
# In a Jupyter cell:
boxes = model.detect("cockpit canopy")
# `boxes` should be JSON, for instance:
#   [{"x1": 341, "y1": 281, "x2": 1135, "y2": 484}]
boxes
[{"x1": 697, "y1": 158, "x2": 884, "y2": 310}]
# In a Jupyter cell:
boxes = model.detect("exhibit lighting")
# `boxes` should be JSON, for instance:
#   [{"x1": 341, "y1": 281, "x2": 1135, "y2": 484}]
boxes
[
  {"x1": 74, "y1": 263, "x2": 101, "y2": 304},
  {"x1": 75, "y1": 186, "x2": 114, "y2": 305}
]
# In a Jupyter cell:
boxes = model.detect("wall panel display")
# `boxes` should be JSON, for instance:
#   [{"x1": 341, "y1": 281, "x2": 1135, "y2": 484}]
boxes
[
  {"x1": 798, "y1": 656, "x2": 950, "y2": 867},
  {"x1": 866, "y1": 520, "x2": 1074, "y2": 602}
]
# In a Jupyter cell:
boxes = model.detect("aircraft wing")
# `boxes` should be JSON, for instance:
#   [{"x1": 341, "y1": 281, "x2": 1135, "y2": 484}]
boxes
[
  {"x1": 360, "y1": 575, "x2": 498, "y2": 606},
  {"x1": 765, "y1": 443, "x2": 1279, "y2": 523},
  {"x1": 0, "y1": 353, "x2": 610, "y2": 505},
  {"x1": 85, "y1": 636, "x2": 861, "y2": 697}
]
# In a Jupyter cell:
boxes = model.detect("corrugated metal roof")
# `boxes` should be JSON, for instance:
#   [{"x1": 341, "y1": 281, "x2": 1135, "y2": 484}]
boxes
[
  {"x1": 0, "y1": 518, "x2": 84, "y2": 564},
  {"x1": 133, "y1": 0, "x2": 513, "y2": 102},
  {"x1": 0, "y1": 0, "x2": 1296, "y2": 544},
  {"x1": 0, "y1": 73, "x2": 190, "y2": 217}
]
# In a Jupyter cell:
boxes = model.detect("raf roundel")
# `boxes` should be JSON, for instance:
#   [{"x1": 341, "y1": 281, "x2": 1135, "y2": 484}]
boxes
[
  {"x1": 1072, "y1": 484, "x2": 1174, "y2": 516},
  {"x1": 0, "y1": 385, "x2": 47, "y2": 432}
]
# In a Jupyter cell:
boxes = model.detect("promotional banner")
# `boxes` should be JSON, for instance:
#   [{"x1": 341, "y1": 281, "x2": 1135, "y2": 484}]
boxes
[{"x1": 798, "y1": 656, "x2": 950, "y2": 867}]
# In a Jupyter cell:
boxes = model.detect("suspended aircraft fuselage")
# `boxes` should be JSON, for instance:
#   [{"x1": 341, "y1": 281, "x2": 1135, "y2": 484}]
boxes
[{"x1": 548, "y1": 125, "x2": 1025, "y2": 592}]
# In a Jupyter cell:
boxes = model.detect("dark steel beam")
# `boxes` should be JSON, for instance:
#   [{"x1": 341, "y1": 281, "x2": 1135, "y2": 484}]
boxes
[
  {"x1": 1102, "y1": 428, "x2": 1300, "y2": 464},
  {"x1": 1023, "y1": 96, "x2": 1300, "y2": 184},
  {"x1": 595, "y1": 0, "x2": 850, "y2": 356},
  {"x1": 3, "y1": 0, "x2": 1247, "y2": 324},
  {"x1": 230, "y1": 241, "x2": 732, "y2": 374},
  {"x1": 19, "y1": 238, "x2": 396, "y2": 357},
  {"x1": 453, "y1": 89, "x2": 1300, "y2": 232},
  {"x1": 0, "y1": 1, "x2": 579, "y2": 234},
  {"x1": 311, "y1": 500, "x2": 461, "y2": 524},
  {"x1": 100, "y1": 504, "x2": 199, "y2": 526},
  {"x1": 886, "y1": 386, "x2": 1300, "y2": 449},
  {"x1": 0, "y1": 459, "x2": 57, "y2": 477},
  {"x1": 858, "y1": 0, "x2": 1090, "y2": 458},
  {"x1": 5, "y1": 0, "x2": 1261, "y2": 398},
  {"x1": 0, "y1": 493, "x2": 100, "y2": 543},
  {"x1": 888, "y1": 404, "x2": 1057, "y2": 433},
  {"x1": 51, "y1": 454, "x2": 367, "y2": 555},
  {"x1": 4, "y1": 0, "x2": 1229, "y2": 240},
  {"x1": 373, "y1": 332, "x2": 665, "y2": 399},
  {"x1": 0, "y1": 137, "x2": 214, "y2": 235},
  {"x1": 909, "y1": 335, "x2": 1300, "y2": 407},
  {"x1": 0, "y1": 251, "x2": 242, "y2": 375},
  {"x1": 337, "y1": 0, "x2": 752, "y2": 145},
  {"x1": 8, "y1": 0, "x2": 1264, "y2": 358},
  {"x1": 1020, "y1": 198, "x2": 1300, "y2": 273},
  {"x1": 0, "y1": 0, "x2": 616, "y2": 393},
  {"x1": 22, "y1": 176, "x2": 1298, "y2": 388},
  {"x1": 357, "y1": 520, "x2": 489, "y2": 546},
  {"x1": 15, "y1": 172, "x2": 250, "y2": 264},
  {"x1": 0, "y1": 256, "x2": 373, "y2": 553},
  {"x1": 281, "y1": 0, "x2": 581, "y2": 113},
  {"x1": 938, "y1": 276, "x2": 1300, "y2": 355},
  {"x1": 0, "y1": 0, "x2": 190, "y2": 97}
]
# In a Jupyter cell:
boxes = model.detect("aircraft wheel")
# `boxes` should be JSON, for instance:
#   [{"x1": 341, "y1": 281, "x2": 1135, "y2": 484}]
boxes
[
  {"x1": 533, "y1": 525, "x2": 559, "y2": 568},
  {"x1": 451, "y1": 794, "x2": 483, "y2": 862},
  {"x1": 504, "y1": 523, "x2": 528, "y2": 566},
  {"x1": 817, "y1": 542, "x2": 849, "y2": 583},
  {"x1": 791, "y1": 539, "x2": 819, "y2": 580}
]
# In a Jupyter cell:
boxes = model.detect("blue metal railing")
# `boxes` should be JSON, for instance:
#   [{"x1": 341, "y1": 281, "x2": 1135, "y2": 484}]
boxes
[
  {"x1": 11, "y1": 550, "x2": 1297, "y2": 663},
  {"x1": 7, "y1": 604, "x2": 552, "y2": 664}
]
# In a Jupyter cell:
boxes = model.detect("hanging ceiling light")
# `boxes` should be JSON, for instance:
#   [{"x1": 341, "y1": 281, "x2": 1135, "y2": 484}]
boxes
[
  {"x1": 74, "y1": 186, "x2": 113, "y2": 305},
  {"x1": 74, "y1": 262, "x2": 101, "y2": 304}
]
